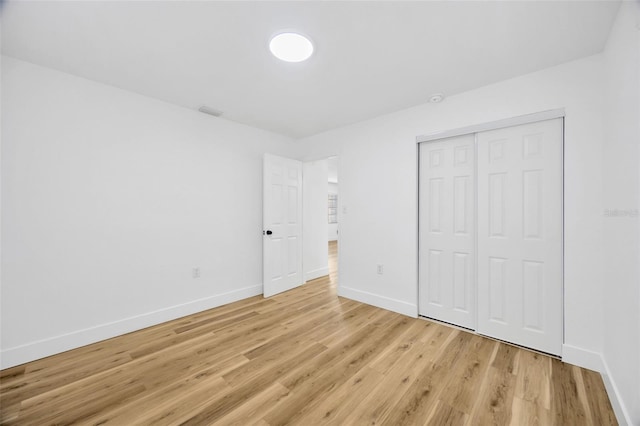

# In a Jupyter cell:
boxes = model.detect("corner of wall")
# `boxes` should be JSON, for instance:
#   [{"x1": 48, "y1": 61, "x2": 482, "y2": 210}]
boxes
[
  {"x1": 562, "y1": 344, "x2": 633, "y2": 425},
  {"x1": 562, "y1": 344, "x2": 605, "y2": 372},
  {"x1": 601, "y1": 357, "x2": 634, "y2": 426}
]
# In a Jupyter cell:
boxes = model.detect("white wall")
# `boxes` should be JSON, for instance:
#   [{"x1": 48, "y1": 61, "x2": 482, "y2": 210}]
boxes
[
  {"x1": 303, "y1": 159, "x2": 329, "y2": 281},
  {"x1": 0, "y1": 57, "x2": 295, "y2": 368},
  {"x1": 328, "y1": 182, "x2": 339, "y2": 241},
  {"x1": 293, "y1": 54, "x2": 607, "y2": 366},
  {"x1": 601, "y1": 2, "x2": 640, "y2": 424}
]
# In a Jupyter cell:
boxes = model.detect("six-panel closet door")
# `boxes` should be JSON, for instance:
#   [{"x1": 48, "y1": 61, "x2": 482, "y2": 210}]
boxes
[
  {"x1": 476, "y1": 118, "x2": 563, "y2": 355},
  {"x1": 419, "y1": 134, "x2": 476, "y2": 330},
  {"x1": 419, "y1": 117, "x2": 563, "y2": 355}
]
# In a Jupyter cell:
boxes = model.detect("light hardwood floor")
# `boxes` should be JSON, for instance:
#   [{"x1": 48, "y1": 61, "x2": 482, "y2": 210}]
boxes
[{"x1": 0, "y1": 241, "x2": 616, "y2": 425}]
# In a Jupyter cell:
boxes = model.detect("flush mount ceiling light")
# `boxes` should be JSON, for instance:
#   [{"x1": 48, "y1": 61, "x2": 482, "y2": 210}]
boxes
[{"x1": 269, "y1": 32, "x2": 314, "y2": 63}]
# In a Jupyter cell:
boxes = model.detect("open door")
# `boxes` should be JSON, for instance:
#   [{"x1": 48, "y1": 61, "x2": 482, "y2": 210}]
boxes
[{"x1": 263, "y1": 154, "x2": 303, "y2": 297}]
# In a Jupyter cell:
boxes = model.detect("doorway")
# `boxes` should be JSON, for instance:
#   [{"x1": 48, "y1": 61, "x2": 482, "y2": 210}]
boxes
[
  {"x1": 263, "y1": 154, "x2": 339, "y2": 298},
  {"x1": 301, "y1": 156, "x2": 339, "y2": 286},
  {"x1": 327, "y1": 156, "x2": 339, "y2": 286}
]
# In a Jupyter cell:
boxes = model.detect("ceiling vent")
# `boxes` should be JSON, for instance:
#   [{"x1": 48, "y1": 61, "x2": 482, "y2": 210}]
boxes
[{"x1": 198, "y1": 105, "x2": 223, "y2": 117}]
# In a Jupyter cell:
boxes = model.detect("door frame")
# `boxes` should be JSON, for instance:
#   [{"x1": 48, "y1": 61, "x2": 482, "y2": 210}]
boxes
[
  {"x1": 264, "y1": 153, "x2": 340, "y2": 297},
  {"x1": 416, "y1": 109, "x2": 565, "y2": 144},
  {"x1": 416, "y1": 108, "x2": 565, "y2": 355},
  {"x1": 301, "y1": 154, "x2": 340, "y2": 289}
]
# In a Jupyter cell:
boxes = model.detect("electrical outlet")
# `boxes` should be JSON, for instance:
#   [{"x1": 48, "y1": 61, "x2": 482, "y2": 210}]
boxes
[
  {"x1": 377, "y1": 264, "x2": 384, "y2": 275},
  {"x1": 192, "y1": 267, "x2": 201, "y2": 278}
]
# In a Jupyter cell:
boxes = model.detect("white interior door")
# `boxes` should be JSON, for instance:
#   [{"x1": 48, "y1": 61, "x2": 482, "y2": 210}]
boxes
[
  {"x1": 263, "y1": 154, "x2": 303, "y2": 297},
  {"x1": 476, "y1": 118, "x2": 563, "y2": 355},
  {"x1": 419, "y1": 134, "x2": 476, "y2": 329}
]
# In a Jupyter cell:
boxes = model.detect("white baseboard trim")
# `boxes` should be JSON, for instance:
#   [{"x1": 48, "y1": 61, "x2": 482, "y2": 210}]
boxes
[
  {"x1": 304, "y1": 267, "x2": 330, "y2": 282},
  {"x1": 0, "y1": 284, "x2": 263, "y2": 370},
  {"x1": 337, "y1": 285, "x2": 417, "y2": 317},
  {"x1": 562, "y1": 344, "x2": 606, "y2": 372},
  {"x1": 601, "y1": 358, "x2": 633, "y2": 426},
  {"x1": 562, "y1": 344, "x2": 632, "y2": 425}
]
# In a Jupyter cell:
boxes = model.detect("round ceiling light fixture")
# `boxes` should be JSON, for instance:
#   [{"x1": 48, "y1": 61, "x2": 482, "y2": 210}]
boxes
[{"x1": 269, "y1": 32, "x2": 314, "y2": 63}]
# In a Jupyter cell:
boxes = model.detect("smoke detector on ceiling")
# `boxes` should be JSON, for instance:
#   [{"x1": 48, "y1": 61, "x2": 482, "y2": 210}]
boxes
[
  {"x1": 198, "y1": 105, "x2": 223, "y2": 117},
  {"x1": 429, "y1": 93, "x2": 445, "y2": 103}
]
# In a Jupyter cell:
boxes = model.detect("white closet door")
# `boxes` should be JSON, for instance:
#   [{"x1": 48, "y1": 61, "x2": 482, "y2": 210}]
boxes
[
  {"x1": 477, "y1": 118, "x2": 563, "y2": 355},
  {"x1": 419, "y1": 135, "x2": 476, "y2": 329}
]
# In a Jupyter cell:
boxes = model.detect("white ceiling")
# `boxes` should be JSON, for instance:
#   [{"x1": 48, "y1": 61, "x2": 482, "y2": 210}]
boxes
[{"x1": 1, "y1": 1, "x2": 620, "y2": 138}]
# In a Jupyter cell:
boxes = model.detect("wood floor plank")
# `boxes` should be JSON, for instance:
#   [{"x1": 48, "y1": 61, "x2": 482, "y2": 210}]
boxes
[
  {"x1": 19, "y1": 375, "x2": 146, "y2": 425},
  {"x1": 426, "y1": 400, "x2": 469, "y2": 426},
  {"x1": 368, "y1": 318, "x2": 438, "y2": 375},
  {"x1": 0, "y1": 350, "x2": 135, "y2": 418},
  {"x1": 509, "y1": 348, "x2": 553, "y2": 425},
  {"x1": 79, "y1": 375, "x2": 231, "y2": 426},
  {"x1": 509, "y1": 396, "x2": 551, "y2": 426},
  {"x1": 263, "y1": 316, "x2": 412, "y2": 425},
  {"x1": 341, "y1": 330, "x2": 462, "y2": 425},
  {"x1": 242, "y1": 304, "x2": 347, "y2": 361},
  {"x1": 581, "y1": 368, "x2": 618, "y2": 425},
  {"x1": 437, "y1": 335, "x2": 497, "y2": 415},
  {"x1": 469, "y1": 366, "x2": 517, "y2": 425},
  {"x1": 550, "y1": 358, "x2": 589, "y2": 425},
  {"x1": 377, "y1": 331, "x2": 475, "y2": 425},
  {"x1": 0, "y1": 366, "x2": 25, "y2": 382},
  {"x1": 0, "y1": 241, "x2": 618, "y2": 425},
  {"x1": 212, "y1": 382, "x2": 293, "y2": 426},
  {"x1": 514, "y1": 349, "x2": 552, "y2": 408},
  {"x1": 296, "y1": 366, "x2": 384, "y2": 425},
  {"x1": 223, "y1": 337, "x2": 317, "y2": 388},
  {"x1": 279, "y1": 316, "x2": 402, "y2": 394},
  {"x1": 179, "y1": 343, "x2": 328, "y2": 425}
]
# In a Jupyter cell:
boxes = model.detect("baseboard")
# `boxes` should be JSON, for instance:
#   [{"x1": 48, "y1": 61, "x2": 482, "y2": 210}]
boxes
[
  {"x1": 562, "y1": 344, "x2": 632, "y2": 425},
  {"x1": 337, "y1": 285, "x2": 417, "y2": 317},
  {"x1": 601, "y1": 357, "x2": 633, "y2": 426},
  {"x1": 0, "y1": 284, "x2": 263, "y2": 370},
  {"x1": 562, "y1": 344, "x2": 606, "y2": 372},
  {"x1": 304, "y1": 266, "x2": 330, "y2": 282}
]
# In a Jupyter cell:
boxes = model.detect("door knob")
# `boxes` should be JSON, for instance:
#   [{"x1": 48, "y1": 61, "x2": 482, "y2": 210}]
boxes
[{"x1": 265, "y1": 230, "x2": 273, "y2": 235}]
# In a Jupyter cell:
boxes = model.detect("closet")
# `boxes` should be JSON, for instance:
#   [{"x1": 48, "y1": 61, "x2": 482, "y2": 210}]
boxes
[{"x1": 418, "y1": 116, "x2": 563, "y2": 355}]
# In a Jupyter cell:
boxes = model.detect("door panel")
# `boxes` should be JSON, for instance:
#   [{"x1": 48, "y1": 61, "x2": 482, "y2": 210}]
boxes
[
  {"x1": 419, "y1": 134, "x2": 476, "y2": 329},
  {"x1": 263, "y1": 154, "x2": 303, "y2": 297},
  {"x1": 477, "y1": 118, "x2": 563, "y2": 355}
]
